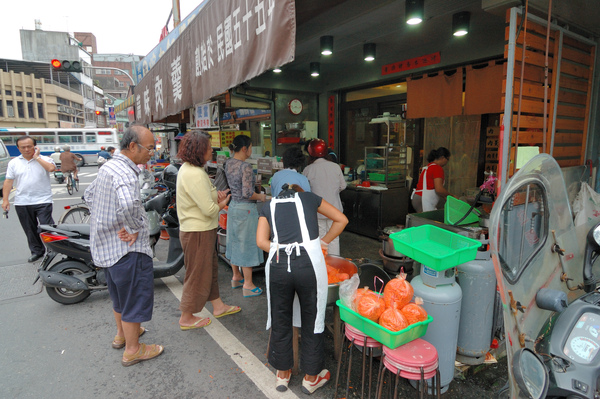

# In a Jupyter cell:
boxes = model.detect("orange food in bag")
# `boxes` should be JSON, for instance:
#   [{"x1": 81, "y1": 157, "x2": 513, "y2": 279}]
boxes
[
  {"x1": 353, "y1": 287, "x2": 371, "y2": 309},
  {"x1": 401, "y1": 297, "x2": 428, "y2": 325},
  {"x1": 383, "y1": 273, "x2": 414, "y2": 310},
  {"x1": 379, "y1": 307, "x2": 409, "y2": 332},
  {"x1": 357, "y1": 291, "x2": 385, "y2": 323}
]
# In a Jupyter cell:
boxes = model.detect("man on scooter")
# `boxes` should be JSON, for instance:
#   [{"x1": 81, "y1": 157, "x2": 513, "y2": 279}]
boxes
[{"x1": 84, "y1": 125, "x2": 164, "y2": 367}]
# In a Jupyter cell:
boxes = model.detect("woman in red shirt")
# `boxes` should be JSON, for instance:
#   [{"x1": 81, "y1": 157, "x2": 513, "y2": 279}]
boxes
[{"x1": 411, "y1": 147, "x2": 453, "y2": 212}]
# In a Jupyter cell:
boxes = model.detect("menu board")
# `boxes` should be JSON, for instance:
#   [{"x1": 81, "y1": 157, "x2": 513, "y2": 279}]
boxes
[{"x1": 257, "y1": 158, "x2": 274, "y2": 175}]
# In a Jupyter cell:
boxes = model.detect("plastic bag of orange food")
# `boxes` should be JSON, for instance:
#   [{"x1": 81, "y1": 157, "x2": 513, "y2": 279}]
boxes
[
  {"x1": 357, "y1": 291, "x2": 385, "y2": 323},
  {"x1": 379, "y1": 307, "x2": 409, "y2": 332},
  {"x1": 383, "y1": 273, "x2": 414, "y2": 310},
  {"x1": 401, "y1": 297, "x2": 428, "y2": 325},
  {"x1": 353, "y1": 286, "x2": 371, "y2": 311}
]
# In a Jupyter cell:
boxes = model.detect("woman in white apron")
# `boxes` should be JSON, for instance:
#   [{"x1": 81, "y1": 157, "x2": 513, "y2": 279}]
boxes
[
  {"x1": 256, "y1": 184, "x2": 348, "y2": 394},
  {"x1": 411, "y1": 147, "x2": 453, "y2": 212}
]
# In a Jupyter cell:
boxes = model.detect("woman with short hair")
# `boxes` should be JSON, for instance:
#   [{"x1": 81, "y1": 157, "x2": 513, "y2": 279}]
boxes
[
  {"x1": 176, "y1": 131, "x2": 240, "y2": 330},
  {"x1": 411, "y1": 147, "x2": 453, "y2": 212}
]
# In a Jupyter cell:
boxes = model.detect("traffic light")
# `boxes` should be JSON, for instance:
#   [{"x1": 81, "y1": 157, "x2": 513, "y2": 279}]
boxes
[
  {"x1": 95, "y1": 110, "x2": 101, "y2": 116},
  {"x1": 51, "y1": 59, "x2": 82, "y2": 73}
]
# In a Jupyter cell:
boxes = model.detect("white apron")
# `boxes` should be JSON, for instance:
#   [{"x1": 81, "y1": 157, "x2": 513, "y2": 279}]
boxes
[
  {"x1": 411, "y1": 163, "x2": 439, "y2": 211},
  {"x1": 265, "y1": 194, "x2": 328, "y2": 334}
]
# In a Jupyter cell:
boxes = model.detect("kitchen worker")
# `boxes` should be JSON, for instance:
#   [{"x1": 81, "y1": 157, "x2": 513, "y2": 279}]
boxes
[
  {"x1": 256, "y1": 184, "x2": 348, "y2": 394},
  {"x1": 303, "y1": 139, "x2": 346, "y2": 256},
  {"x1": 411, "y1": 147, "x2": 453, "y2": 212}
]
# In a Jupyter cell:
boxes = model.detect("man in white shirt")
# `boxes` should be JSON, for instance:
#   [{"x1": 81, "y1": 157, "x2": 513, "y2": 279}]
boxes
[
  {"x1": 303, "y1": 139, "x2": 347, "y2": 256},
  {"x1": 2, "y1": 137, "x2": 56, "y2": 262}
]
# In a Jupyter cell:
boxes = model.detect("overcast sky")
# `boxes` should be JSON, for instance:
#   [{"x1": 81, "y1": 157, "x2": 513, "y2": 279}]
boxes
[{"x1": 1, "y1": 0, "x2": 203, "y2": 60}]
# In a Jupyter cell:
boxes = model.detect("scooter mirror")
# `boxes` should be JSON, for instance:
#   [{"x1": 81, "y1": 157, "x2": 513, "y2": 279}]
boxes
[
  {"x1": 583, "y1": 221, "x2": 600, "y2": 292},
  {"x1": 512, "y1": 348, "x2": 548, "y2": 399}
]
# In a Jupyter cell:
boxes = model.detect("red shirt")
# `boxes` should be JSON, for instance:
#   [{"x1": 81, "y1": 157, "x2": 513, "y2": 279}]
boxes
[{"x1": 415, "y1": 163, "x2": 444, "y2": 196}]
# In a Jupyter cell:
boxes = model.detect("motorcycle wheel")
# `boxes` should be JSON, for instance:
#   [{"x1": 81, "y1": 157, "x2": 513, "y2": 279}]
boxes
[{"x1": 45, "y1": 260, "x2": 92, "y2": 304}]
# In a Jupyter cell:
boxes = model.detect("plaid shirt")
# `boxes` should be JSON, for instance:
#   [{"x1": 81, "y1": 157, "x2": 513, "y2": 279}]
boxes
[{"x1": 84, "y1": 154, "x2": 152, "y2": 267}]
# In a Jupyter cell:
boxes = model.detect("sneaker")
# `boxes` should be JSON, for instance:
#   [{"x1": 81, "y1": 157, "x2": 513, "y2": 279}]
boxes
[
  {"x1": 276, "y1": 371, "x2": 291, "y2": 392},
  {"x1": 301, "y1": 369, "x2": 330, "y2": 395}
]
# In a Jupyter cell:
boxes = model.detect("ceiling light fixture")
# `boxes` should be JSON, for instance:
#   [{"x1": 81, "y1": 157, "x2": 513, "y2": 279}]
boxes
[
  {"x1": 320, "y1": 36, "x2": 333, "y2": 55},
  {"x1": 273, "y1": 67, "x2": 282, "y2": 73},
  {"x1": 452, "y1": 11, "x2": 470, "y2": 36},
  {"x1": 310, "y1": 62, "x2": 320, "y2": 77},
  {"x1": 363, "y1": 43, "x2": 376, "y2": 62},
  {"x1": 406, "y1": 0, "x2": 424, "y2": 25}
]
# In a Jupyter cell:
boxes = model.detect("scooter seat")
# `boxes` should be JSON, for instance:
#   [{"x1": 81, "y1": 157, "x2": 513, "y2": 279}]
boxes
[{"x1": 56, "y1": 224, "x2": 91, "y2": 237}]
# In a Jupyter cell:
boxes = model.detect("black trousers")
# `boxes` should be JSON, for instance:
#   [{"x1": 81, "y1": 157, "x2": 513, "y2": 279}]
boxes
[
  {"x1": 15, "y1": 203, "x2": 54, "y2": 256},
  {"x1": 268, "y1": 249, "x2": 324, "y2": 376}
]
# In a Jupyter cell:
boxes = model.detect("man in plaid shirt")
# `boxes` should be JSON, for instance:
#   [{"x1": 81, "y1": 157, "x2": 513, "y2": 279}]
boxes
[{"x1": 84, "y1": 125, "x2": 164, "y2": 366}]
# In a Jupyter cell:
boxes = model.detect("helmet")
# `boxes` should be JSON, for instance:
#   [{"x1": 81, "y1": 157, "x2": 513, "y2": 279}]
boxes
[
  {"x1": 63, "y1": 145, "x2": 71, "y2": 151},
  {"x1": 307, "y1": 139, "x2": 328, "y2": 158},
  {"x1": 54, "y1": 146, "x2": 61, "y2": 152},
  {"x1": 161, "y1": 164, "x2": 179, "y2": 190}
]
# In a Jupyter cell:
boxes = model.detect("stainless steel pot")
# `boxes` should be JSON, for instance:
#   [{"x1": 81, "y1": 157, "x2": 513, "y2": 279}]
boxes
[
  {"x1": 217, "y1": 229, "x2": 227, "y2": 255},
  {"x1": 381, "y1": 225, "x2": 405, "y2": 258}
]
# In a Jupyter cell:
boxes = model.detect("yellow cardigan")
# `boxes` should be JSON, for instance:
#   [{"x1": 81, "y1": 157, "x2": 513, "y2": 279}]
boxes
[{"x1": 176, "y1": 162, "x2": 220, "y2": 232}]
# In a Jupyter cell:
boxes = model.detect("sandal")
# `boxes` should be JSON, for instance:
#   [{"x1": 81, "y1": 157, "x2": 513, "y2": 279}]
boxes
[
  {"x1": 121, "y1": 343, "x2": 164, "y2": 367},
  {"x1": 231, "y1": 279, "x2": 244, "y2": 289},
  {"x1": 112, "y1": 326, "x2": 146, "y2": 349},
  {"x1": 180, "y1": 317, "x2": 212, "y2": 330}
]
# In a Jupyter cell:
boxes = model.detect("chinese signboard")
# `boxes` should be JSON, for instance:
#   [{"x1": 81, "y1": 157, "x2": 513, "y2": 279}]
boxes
[
  {"x1": 134, "y1": 0, "x2": 296, "y2": 125},
  {"x1": 196, "y1": 102, "x2": 219, "y2": 129},
  {"x1": 381, "y1": 52, "x2": 441, "y2": 76},
  {"x1": 108, "y1": 106, "x2": 116, "y2": 126}
]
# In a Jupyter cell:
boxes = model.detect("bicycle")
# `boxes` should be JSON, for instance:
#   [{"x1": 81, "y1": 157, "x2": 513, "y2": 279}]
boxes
[
  {"x1": 58, "y1": 197, "x2": 90, "y2": 224},
  {"x1": 64, "y1": 170, "x2": 79, "y2": 195}
]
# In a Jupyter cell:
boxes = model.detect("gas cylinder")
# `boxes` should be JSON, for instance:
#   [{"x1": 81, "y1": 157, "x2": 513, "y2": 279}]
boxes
[
  {"x1": 455, "y1": 244, "x2": 496, "y2": 365},
  {"x1": 411, "y1": 265, "x2": 462, "y2": 394}
]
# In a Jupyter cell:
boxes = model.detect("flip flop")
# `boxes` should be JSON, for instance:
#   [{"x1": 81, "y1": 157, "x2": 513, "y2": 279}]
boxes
[
  {"x1": 243, "y1": 287, "x2": 263, "y2": 297},
  {"x1": 214, "y1": 305, "x2": 241, "y2": 318},
  {"x1": 121, "y1": 343, "x2": 164, "y2": 367},
  {"x1": 112, "y1": 326, "x2": 146, "y2": 349},
  {"x1": 180, "y1": 317, "x2": 212, "y2": 331},
  {"x1": 231, "y1": 279, "x2": 244, "y2": 289}
]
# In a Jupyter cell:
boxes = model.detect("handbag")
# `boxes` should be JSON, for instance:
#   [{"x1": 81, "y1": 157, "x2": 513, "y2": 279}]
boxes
[
  {"x1": 214, "y1": 161, "x2": 229, "y2": 192},
  {"x1": 98, "y1": 155, "x2": 107, "y2": 166}
]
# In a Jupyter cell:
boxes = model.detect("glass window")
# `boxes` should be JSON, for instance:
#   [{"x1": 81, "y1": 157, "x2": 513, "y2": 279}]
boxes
[
  {"x1": 0, "y1": 140, "x2": 6, "y2": 157},
  {"x1": 0, "y1": 136, "x2": 14, "y2": 145},
  {"x1": 42, "y1": 135, "x2": 55, "y2": 144},
  {"x1": 497, "y1": 182, "x2": 548, "y2": 283},
  {"x1": 17, "y1": 101, "x2": 24, "y2": 118},
  {"x1": 27, "y1": 102, "x2": 34, "y2": 118},
  {"x1": 36, "y1": 93, "x2": 42, "y2": 99},
  {"x1": 85, "y1": 134, "x2": 97, "y2": 143},
  {"x1": 0, "y1": 99, "x2": 3, "y2": 117},
  {"x1": 26, "y1": 92, "x2": 32, "y2": 98},
  {"x1": 5, "y1": 90, "x2": 11, "y2": 96},
  {"x1": 16, "y1": 91, "x2": 22, "y2": 97},
  {"x1": 70, "y1": 135, "x2": 83, "y2": 143},
  {"x1": 37, "y1": 103, "x2": 44, "y2": 119},
  {"x1": 58, "y1": 114, "x2": 71, "y2": 122},
  {"x1": 29, "y1": 135, "x2": 43, "y2": 143},
  {"x1": 7, "y1": 100, "x2": 14, "y2": 117}
]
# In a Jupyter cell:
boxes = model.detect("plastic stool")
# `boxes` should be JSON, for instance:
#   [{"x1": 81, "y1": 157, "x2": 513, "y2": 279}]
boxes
[
  {"x1": 334, "y1": 323, "x2": 383, "y2": 399},
  {"x1": 376, "y1": 338, "x2": 441, "y2": 399}
]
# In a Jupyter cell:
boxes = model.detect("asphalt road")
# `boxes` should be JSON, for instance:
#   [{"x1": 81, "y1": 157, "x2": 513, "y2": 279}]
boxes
[{"x1": 0, "y1": 166, "x2": 508, "y2": 398}]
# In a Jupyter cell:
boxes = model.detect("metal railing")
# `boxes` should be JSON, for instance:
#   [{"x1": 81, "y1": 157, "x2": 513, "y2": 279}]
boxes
[{"x1": 44, "y1": 79, "x2": 81, "y2": 95}]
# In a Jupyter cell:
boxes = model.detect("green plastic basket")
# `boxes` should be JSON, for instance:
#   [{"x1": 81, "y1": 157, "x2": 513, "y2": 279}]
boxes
[
  {"x1": 444, "y1": 196, "x2": 480, "y2": 225},
  {"x1": 389, "y1": 225, "x2": 481, "y2": 271},
  {"x1": 337, "y1": 300, "x2": 432, "y2": 349},
  {"x1": 368, "y1": 172, "x2": 400, "y2": 182}
]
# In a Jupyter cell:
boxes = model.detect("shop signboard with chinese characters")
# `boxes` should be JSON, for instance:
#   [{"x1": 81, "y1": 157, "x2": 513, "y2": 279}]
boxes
[
  {"x1": 196, "y1": 102, "x2": 219, "y2": 129},
  {"x1": 133, "y1": 0, "x2": 296, "y2": 125},
  {"x1": 108, "y1": 107, "x2": 116, "y2": 126}
]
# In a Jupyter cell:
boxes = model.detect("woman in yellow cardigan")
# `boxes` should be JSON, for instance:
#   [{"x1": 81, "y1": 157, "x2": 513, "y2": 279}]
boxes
[{"x1": 176, "y1": 131, "x2": 241, "y2": 330}]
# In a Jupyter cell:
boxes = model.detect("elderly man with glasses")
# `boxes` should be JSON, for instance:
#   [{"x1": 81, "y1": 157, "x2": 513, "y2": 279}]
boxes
[{"x1": 84, "y1": 125, "x2": 164, "y2": 367}]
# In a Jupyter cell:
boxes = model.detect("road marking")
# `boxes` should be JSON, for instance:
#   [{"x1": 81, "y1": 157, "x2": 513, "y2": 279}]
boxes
[{"x1": 161, "y1": 276, "x2": 299, "y2": 399}]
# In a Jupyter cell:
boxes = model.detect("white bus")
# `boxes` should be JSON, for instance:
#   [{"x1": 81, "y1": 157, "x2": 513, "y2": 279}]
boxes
[{"x1": 0, "y1": 128, "x2": 120, "y2": 166}]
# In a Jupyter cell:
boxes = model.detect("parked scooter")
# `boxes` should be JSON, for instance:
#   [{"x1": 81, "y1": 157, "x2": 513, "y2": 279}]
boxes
[
  {"x1": 489, "y1": 154, "x2": 600, "y2": 398},
  {"x1": 35, "y1": 166, "x2": 182, "y2": 305}
]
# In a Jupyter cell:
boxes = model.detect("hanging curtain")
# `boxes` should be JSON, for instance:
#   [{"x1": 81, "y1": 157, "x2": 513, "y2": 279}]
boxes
[
  {"x1": 407, "y1": 70, "x2": 463, "y2": 119},
  {"x1": 465, "y1": 62, "x2": 503, "y2": 115}
]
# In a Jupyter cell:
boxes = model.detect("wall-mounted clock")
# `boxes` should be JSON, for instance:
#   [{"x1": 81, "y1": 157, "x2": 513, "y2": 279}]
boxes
[{"x1": 288, "y1": 99, "x2": 303, "y2": 115}]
